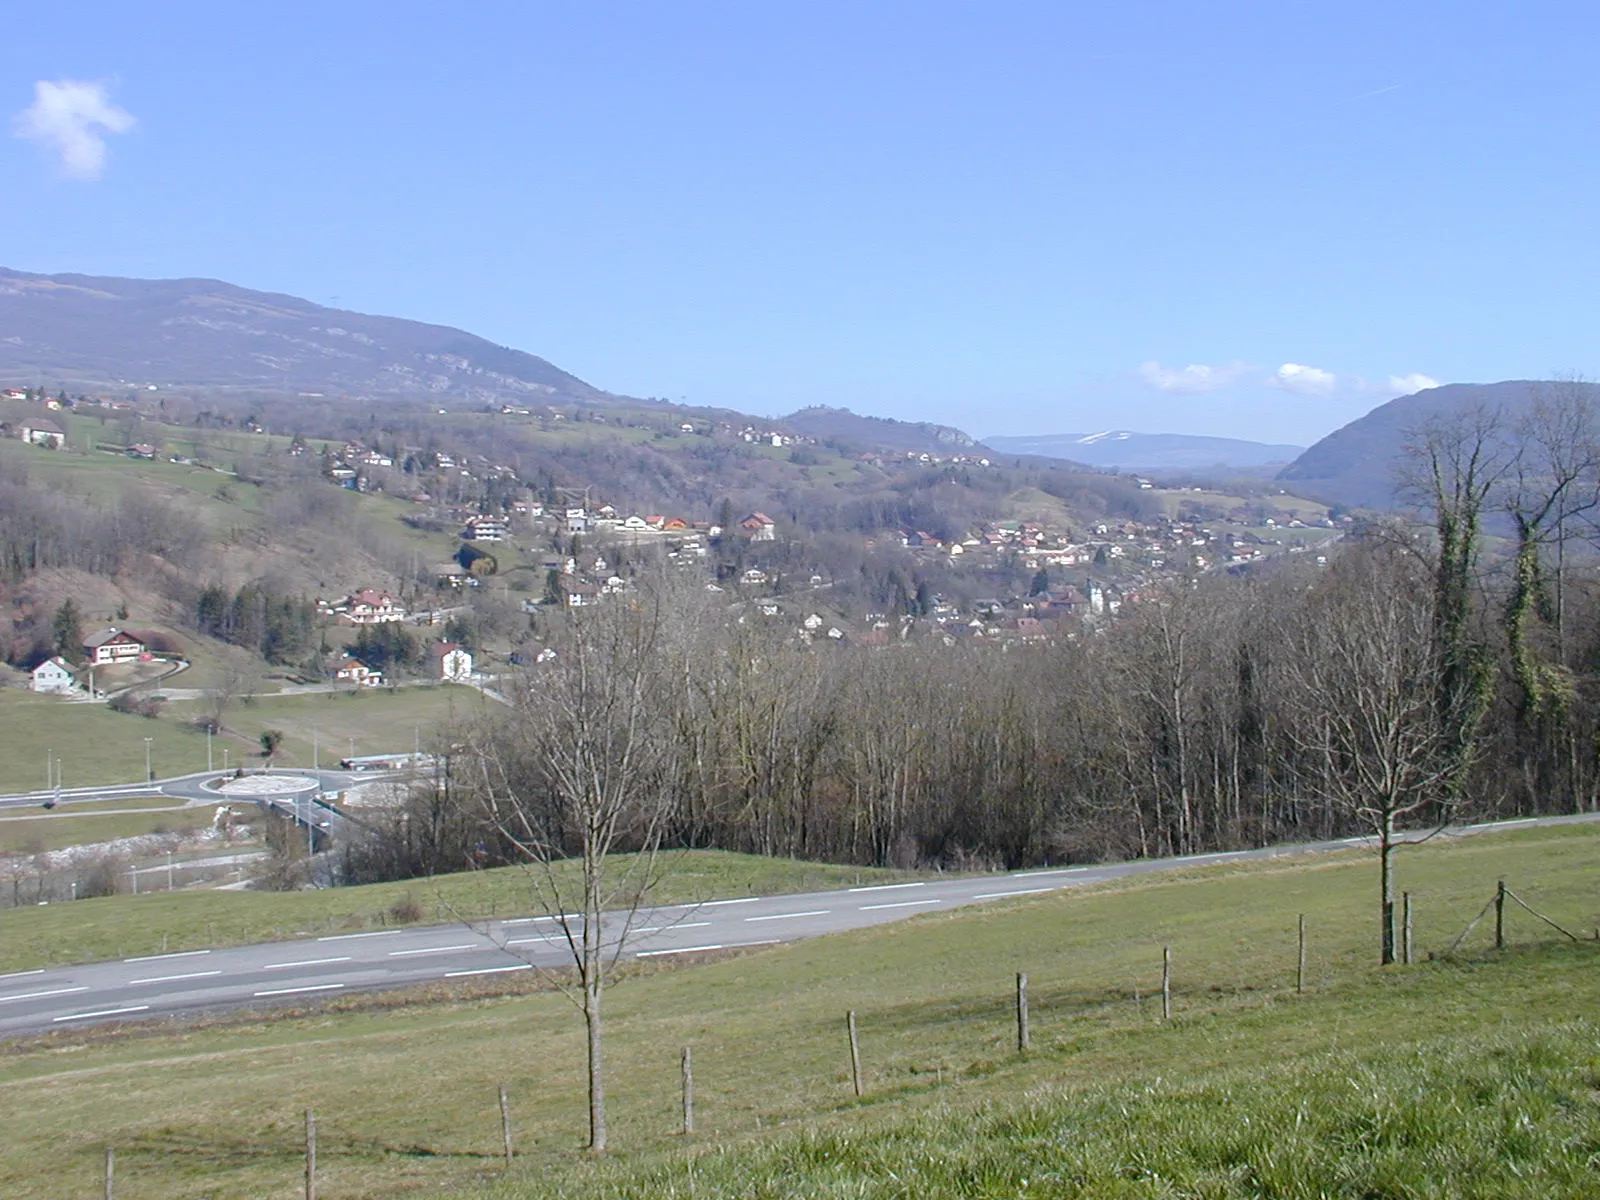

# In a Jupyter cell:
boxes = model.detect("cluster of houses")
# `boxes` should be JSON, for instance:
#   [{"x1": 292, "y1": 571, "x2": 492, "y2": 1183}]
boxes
[
  {"x1": 896, "y1": 512, "x2": 1341, "y2": 579},
  {"x1": 312, "y1": 439, "x2": 523, "y2": 496},
  {"x1": 327, "y1": 641, "x2": 472, "y2": 689},
  {"x1": 28, "y1": 627, "x2": 153, "y2": 694}
]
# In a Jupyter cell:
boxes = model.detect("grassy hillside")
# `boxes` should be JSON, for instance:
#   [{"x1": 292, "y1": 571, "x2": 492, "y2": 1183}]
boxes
[
  {"x1": 0, "y1": 824, "x2": 1593, "y2": 1199},
  {"x1": 0, "y1": 685, "x2": 474, "y2": 789}
]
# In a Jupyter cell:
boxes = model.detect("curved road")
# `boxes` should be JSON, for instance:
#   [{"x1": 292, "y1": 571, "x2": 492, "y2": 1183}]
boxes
[
  {"x1": 1, "y1": 813, "x2": 1591, "y2": 1039},
  {"x1": 0, "y1": 767, "x2": 378, "y2": 813}
]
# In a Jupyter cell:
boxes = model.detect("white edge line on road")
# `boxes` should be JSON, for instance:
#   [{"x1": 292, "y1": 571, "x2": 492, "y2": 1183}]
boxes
[
  {"x1": 848, "y1": 881, "x2": 927, "y2": 893},
  {"x1": 254, "y1": 983, "x2": 346, "y2": 997},
  {"x1": 745, "y1": 910, "x2": 829, "y2": 922},
  {"x1": 388, "y1": 944, "x2": 480, "y2": 957},
  {"x1": 130, "y1": 970, "x2": 223, "y2": 985},
  {"x1": 973, "y1": 888, "x2": 1056, "y2": 900},
  {"x1": 53, "y1": 1005, "x2": 149, "y2": 1023},
  {"x1": 0, "y1": 986, "x2": 89, "y2": 1004},
  {"x1": 0, "y1": 969, "x2": 44, "y2": 981},
  {"x1": 445, "y1": 964, "x2": 534, "y2": 978},
  {"x1": 316, "y1": 930, "x2": 403, "y2": 942},
  {"x1": 628, "y1": 921, "x2": 712, "y2": 935},
  {"x1": 860, "y1": 899, "x2": 942, "y2": 911},
  {"x1": 658, "y1": 897, "x2": 762, "y2": 911},
  {"x1": 505, "y1": 935, "x2": 562, "y2": 946},
  {"x1": 636, "y1": 943, "x2": 723, "y2": 957},
  {"x1": 1012, "y1": 869, "x2": 1075, "y2": 878},
  {"x1": 636, "y1": 939, "x2": 780, "y2": 958},
  {"x1": 124, "y1": 949, "x2": 213, "y2": 963},
  {"x1": 262, "y1": 956, "x2": 353, "y2": 970},
  {"x1": 500, "y1": 914, "x2": 580, "y2": 925}
]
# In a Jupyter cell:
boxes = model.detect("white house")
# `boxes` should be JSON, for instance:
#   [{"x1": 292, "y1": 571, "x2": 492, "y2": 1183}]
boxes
[
  {"x1": 341, "y1": 589, "x2": 406, "y2": 624},
  {"x1": 30, "y1": 656, "x2": 78, "y2": 694},
  {"x1": 740, "y1": 512, "x2": 777, "y2": 541},
  {"x1": 430, "y1": 642, "x2": 473, "y2": 683},
  {"x1": 465, "y1": 514, "x2": 508, "y2": 542},
  {"x1": 82, "y1": 627, "x2": 146, "y2": 665},
  {"x1": 18, "y1": 419, "x2": 65, "y2": 449},
  {"x1": 331, "y1": 655, "x2": 383, "y2": 687}
]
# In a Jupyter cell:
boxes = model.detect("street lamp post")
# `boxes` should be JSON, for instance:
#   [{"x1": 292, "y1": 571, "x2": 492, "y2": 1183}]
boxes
[
  {"x1": 143, "y1": 737, "x2": 154, "y2": 783},
  {"x1": 207, "y1": 727, "x2": 213, "y2": 772},
  {"x1": 223, "y1": 747, "x2": 230, "y2": 773}
]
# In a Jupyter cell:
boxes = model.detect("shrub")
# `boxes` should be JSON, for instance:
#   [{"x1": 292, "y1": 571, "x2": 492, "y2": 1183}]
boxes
[
  {"x1": 108, "y1": 691, "x2": 165, "y2": 718},
  {"x1": 388, "y1": 892, "x2": 425, "y2": 923}
]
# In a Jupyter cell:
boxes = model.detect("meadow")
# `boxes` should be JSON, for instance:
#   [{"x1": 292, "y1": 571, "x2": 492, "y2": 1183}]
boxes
[
  {"x1": 0, "y1": 823, "x2": 1593, "y2": 1199},
  {"x1": 0, "y1": 796, "x2": 212, "y2": 854},
  {"x1": 0, "y1": 685, "x2": 476, "y2": 791}
]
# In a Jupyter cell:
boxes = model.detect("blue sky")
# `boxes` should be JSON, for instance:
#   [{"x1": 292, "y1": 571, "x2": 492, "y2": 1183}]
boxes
[{"x1": 5, "y1": 2, "x2": 1598, "y2": 446}]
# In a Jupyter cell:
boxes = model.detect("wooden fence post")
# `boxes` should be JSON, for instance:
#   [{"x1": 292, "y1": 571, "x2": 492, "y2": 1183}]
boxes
[
  {"x1": 305, "y1": 1109, "x2": 316, "y2": 1200},
  {"x1": 499, "y1": 1085, "x2": 513, "y2": 1167},
  {"x1": 846, "y1": 1010, "x2": 863, "y2": 1097},
  {"x1": 1296, "y1": 914, "x2": 1306, "y2": 994},
  {"x1": 1161, "y1": 946, "x2": 1172, "y2": 1021},
  {"x1": 104, "y1": 1146, "x2": 114, "y2": 1200},
  {"x1": 1015, "y1": 972, "x2": 1030, "y2": 1053},
  {"x1": 681, "y1": 1046, "x2": 694, "y2": 1135},
  {"x1": 1402, "y1": 892, "x2": 1414, "y2": 965},
  {"x1": 1495, "y1": 880, "x2": 1506, "y2": 950}
]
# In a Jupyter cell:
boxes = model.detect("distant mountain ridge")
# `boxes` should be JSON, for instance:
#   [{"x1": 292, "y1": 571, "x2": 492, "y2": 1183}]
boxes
[
  {"x1": 984, "y1": 430, "x2": 1303, "y2": 471},
  {"x1": 1276, "y1": 380, "x2": 1600, "y2": 510},
  {"x1": 782, "y1": 406, "x2": 980, "y2": 454},
  {"x1": 0, "y1": 267, "x2": 602, "y2": 403}
]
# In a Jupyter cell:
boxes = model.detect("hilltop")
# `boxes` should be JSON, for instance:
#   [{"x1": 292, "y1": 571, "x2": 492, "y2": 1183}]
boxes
[
  {"x1": 0, "y1": 267, "x2": 603, "y2": 405},
  {"x1": 1277, "y1": 379, "x2": 1600, "y2": 510},
  {"x1": 782, "y1": 405, "x2": 981, "y2": 454}
]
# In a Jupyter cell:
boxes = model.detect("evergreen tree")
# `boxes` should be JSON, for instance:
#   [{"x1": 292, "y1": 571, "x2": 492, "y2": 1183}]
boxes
[{"x1": 52, "y1": 599, "x2": 84, "y2": 663}]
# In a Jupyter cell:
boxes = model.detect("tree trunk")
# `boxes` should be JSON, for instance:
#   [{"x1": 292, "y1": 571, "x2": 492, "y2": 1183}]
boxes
[{"x1": 584, "y1": 975, "x2": 606, "y2": 1151}]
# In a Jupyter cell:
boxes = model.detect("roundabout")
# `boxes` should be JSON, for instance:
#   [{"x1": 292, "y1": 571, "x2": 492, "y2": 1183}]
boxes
[{"x1": 212, "y1": 774, "x2": 320, "y2": 799}]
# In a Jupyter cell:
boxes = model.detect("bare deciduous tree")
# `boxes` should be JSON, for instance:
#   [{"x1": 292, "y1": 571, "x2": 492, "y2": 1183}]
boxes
[
  {"x1": 471, "y1": 591, "x2": 680, "y2": 1152},
  {"x1": 1285, "y1": 548, "x2": 1470, "y2": 964}
]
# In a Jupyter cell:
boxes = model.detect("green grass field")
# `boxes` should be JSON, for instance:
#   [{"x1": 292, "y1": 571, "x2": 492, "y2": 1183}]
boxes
[
  {"x1": 0, "y1": 685, "x2": 479, "y2": 790},
  {"x1": 171, "y1": 684, "x2": 488, "y2": 768},
  {"x1": 0, "y1": 689, "x2": 215, "y2": 786},
  {"x1": 0, "y1": 850, "x2": 922, "y2": 970},
  {"x1": 0, "y1": 798, "x2": 214, "y2": 854},
  {"x1": 0, "y1": 825, "x2": 1594, "y2": 1199}
]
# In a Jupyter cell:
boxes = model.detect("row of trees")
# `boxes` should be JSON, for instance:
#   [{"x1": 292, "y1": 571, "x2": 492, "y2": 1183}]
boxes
[{"x1": 193, "y1": 583, "x2": 319, "y2": 666}]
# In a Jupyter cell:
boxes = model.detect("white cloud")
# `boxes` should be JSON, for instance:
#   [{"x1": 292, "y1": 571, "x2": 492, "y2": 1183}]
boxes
[
  {"x1": 1385, "y1": 372, "x2": 1440, "y2": 395},
  {"x1": 14, "y1": 79, "x2": 135, "y2": 180},
  {"x1": 1271, "y1": 362, "x2": 1338, "y2": 396},
  {"x1": 1137, "y1": 360, "x2": 1252, "y2": 394}
]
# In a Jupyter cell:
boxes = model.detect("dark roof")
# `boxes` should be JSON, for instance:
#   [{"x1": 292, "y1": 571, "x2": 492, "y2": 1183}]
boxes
[{"x1": 83, "y1": 627, "x2": 142, "y2": 649}]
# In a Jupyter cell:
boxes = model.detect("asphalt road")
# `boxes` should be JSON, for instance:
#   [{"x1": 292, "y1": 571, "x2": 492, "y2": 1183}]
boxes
[
  {"x1": 0, "y1": 768, "x2": 377, "y2": 812},
  {"x1": 2, "y1": 812, "x2": 1591, "y2": 1039}
]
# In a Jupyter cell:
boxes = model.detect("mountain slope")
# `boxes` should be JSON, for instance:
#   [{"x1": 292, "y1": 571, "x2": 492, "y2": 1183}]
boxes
[
  {"x1": 782, "y1": 406, "x2": 980, "y2": 454},
  {"x1": 0, "y1": 267, "x2": 602, "y2": 403},
  {"x1": 984, "y1": 430, "x2": 1302, "y2": 471},
  {"x1": 1277, "y1": 380, "x2": 1600, "y2": 510}
]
